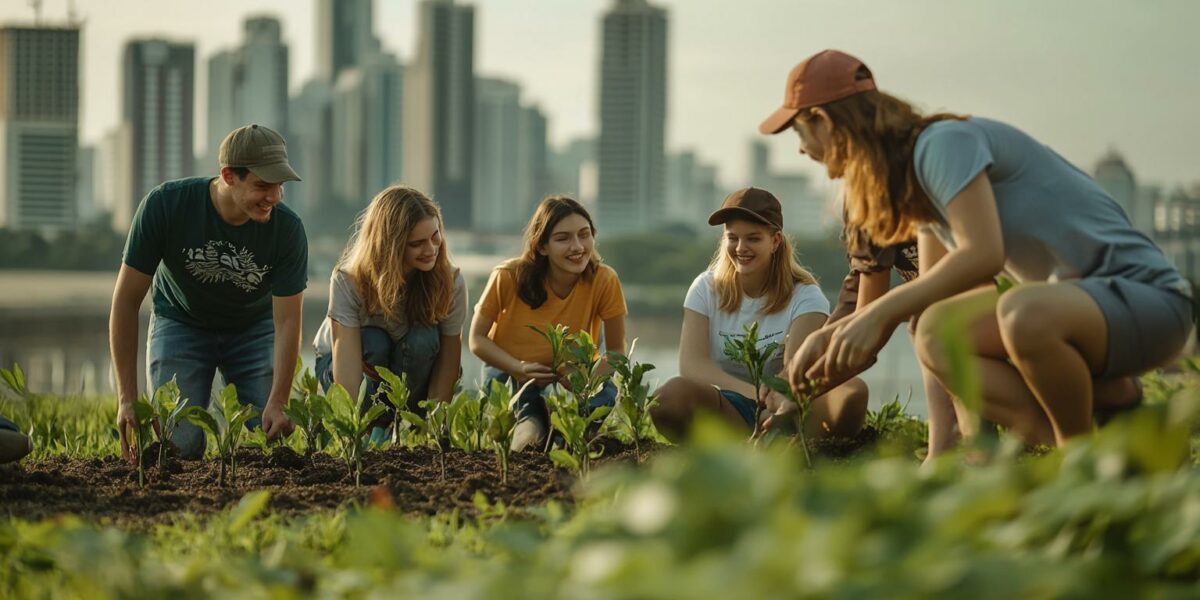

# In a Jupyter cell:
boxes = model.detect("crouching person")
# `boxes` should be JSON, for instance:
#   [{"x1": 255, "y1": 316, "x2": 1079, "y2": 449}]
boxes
[
  {"x1": 0, "y1": 415, "x2": 31, "y2": 463},
  {"x1": 110, "y1": 124, "x2": 306, "y2": 461}
]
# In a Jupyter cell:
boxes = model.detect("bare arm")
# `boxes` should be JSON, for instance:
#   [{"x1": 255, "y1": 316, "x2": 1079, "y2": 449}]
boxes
[
  {"x1": 110, "y1": 265, "x2": 153, "y2": 408},
  {"x1": 678, "y1": 309, "x2": 758, "y2": 399},
  {"x1": 468, "y1": 311, "x2": 555, "y2": 384},
  {"x1": 330, "y1": 320, "x2": 364, "y2": 396},
  {"x1": 824, "y1": 172, "x2": 1005, "y2": 375},
  {"x1": 261, "y1": 293, "x2": 303, "y2": 439},
  {"x1": 856, "y1": 270, "x2": 892, "y2": 311},
  {"x1": 427, "y1": 334, "x2": 462, "y2": 402},
  {"x1": 110, "y1": 264, "x2": 152, "y2": 463}
]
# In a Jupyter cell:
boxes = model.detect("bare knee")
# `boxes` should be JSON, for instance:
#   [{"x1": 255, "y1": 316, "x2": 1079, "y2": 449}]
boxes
[
  {"x1": 809, "y1": 378, "x2": 868, "y2": 438},
  {"x1": 996, "y1": 290, "x2": 1057, "y2": 359},
  {"x1": 914, "y1": 301, "x2": 954, "y2": 374},
  {"x1": 650, "y1": 377, "x2": 700, "y2": 439}
]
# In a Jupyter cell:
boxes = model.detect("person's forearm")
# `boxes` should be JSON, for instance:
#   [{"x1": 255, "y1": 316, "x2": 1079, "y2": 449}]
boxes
[
  {"x1": 268, "y1": 316, "x2": 302, "y2": 407},
  {"x1": 428, "y1": 350, "x2": 459, "y2": 403},
  {"x1": 868, "y1": 247, "x2": 997, "y2": 327},
  {"x1": 680, "y1": 358, "x2": 758, "y2": 399},
  {"x1": 109, "y1": 302, "x2": 141, "y2": 407},
  {"x1": 470, "y1": 334, "x2": 523, "y2": 377}
]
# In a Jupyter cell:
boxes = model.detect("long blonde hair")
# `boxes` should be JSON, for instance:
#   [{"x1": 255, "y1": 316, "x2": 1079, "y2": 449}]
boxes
[
  {"x1": 710, "y1": 220, "x2": 817, "y2": 315},
  {"x1": 339, "y1": 186, "x2": 455, "y2": 326},
  {"x1": 797, "y1": 87, "x2": 964, "y2": 246}
]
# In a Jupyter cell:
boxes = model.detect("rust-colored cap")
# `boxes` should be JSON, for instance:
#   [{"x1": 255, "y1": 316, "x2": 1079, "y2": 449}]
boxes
[
  {"x1": 758, "y1": 49, "x2": 876, "y2": 135},
  {"x1": 708, "y1": 187, "x2": 784, "y2": 230}
]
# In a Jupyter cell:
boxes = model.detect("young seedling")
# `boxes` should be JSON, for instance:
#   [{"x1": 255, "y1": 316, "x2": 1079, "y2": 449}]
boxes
[
  {"x1": 545, "y1": 387, "x2": 611, "y2": 476},
  {"x1": 283, "y1": 368, "x2": 330, "y2": 456},
  {"x1": 527, "y1": 323, "x2": 571, "y2": 376},
  {"x1": 396, "y1": 397, "x2": 451, "y2": 480},
  {"x1": 182, "y1": 384, "x2": 259, "y2": 486},
  {"x1": 326, "y1": 381, "x2": 389, "y2": 486},
  {"x1": 374, "y1": 367, "x2": 411, "y2": 445},
  {"x1": 763, "y1": 375, "x2": 813, "y2": 468},
  {"x1": 447, "y1": 391, "x2": 485, "y2": 453},
  {"x1": 148, "y1": 377, "x2": 190, "y2": 469},
  {"x1": 130, "y1": 392, "x2": 155, "y2": 487},
  {"x1": 606, "y1": 341, "x2": 658, "y2": 464},
  {"x1": 722, "y1": 321, "x2": 781, "y2": 442},
  {"x1": 482, "y1": 379, "x2": 524, "y2": 483}
]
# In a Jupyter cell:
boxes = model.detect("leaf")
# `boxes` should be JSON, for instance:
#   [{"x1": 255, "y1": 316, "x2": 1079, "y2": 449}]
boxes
[
  {"x1": 548, "y1": 448, "x2": 580, "y2": 471},
  {"x1": 183, "y1": 407, "x2": 221, "y2": 438},
  {"x1": 226, "y1": 490, "x2": 271, "y2": 534}
]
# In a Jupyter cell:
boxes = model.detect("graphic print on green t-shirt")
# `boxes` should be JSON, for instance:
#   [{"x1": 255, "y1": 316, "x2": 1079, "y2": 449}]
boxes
[{"x1": 122, "y1": 177, "x2": 309, "y2": 331}]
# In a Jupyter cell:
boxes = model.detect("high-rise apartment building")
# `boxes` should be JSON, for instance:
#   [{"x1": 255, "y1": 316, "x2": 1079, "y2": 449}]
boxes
[
  {"x1": 596, "y1": 0, "x2": 668, "y2": 234},
  {"x1": 316, "y1": 0, "x2": 376, "y2": 84},
  {"x1": 403, "y1": 0, "x2": 475, "y2": 229},
  {"x1": 118, "y1": 39, "x2": 194, "y2": 232},
  {"x1": 0, "y1": 25, "x2": 80, "y2": 232},
  {"x1": 206, "y1": 16, "x2": 289, "y2": 170},
  {"x1": 473, "y1": 77, "x2": 521, "y2": 232}
]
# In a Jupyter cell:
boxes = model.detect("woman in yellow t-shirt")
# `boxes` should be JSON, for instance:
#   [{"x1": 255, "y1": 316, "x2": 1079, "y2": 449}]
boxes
[{"x1": 469, "y1": 196, "x2": 628, "y2": 451}]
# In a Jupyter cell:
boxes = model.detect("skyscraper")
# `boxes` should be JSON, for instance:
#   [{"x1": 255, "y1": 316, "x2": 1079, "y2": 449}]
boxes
[
  {"x1": 596, "y1": 0, "x2": 668, "y2": 234},
  {"x1": 403, "y1": 0, "x2": 475, "y2": 229},
  {"x1": 119, "y1": 39, "x2": 194, "y2": 232},
  {"x1": 206, "y1": 16, "x2": 289, "y2": 170},
  {"x1": 1094, "y1": 149, "x2": 1155, "y2": 235},
  {"x1": 316, "y1": 0, "x2": 376, "y2": 84},
  {"x1": 516, "y1": 104, "x2": 550, "y2": 218},
  {"x1": 473, "y1": 77, "x2": 521, "y2": 232},
  {"x1": 0, "y1": 25, "x2": 80, "y2": 232}
]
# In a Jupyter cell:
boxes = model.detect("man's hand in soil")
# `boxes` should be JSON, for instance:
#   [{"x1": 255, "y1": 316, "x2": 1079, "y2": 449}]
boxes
[
  {"x1": 116, "y1": 401, "x2": 138, "y2": 465},
  {"x1": 261, "y1": 401, "x2": 295, "y2": 440}
]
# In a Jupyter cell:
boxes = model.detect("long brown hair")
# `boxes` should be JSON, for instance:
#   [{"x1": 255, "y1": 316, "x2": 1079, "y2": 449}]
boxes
[
  {"x1": 797, "y1": 86, "x2": 965, "y2": 246},
  {"x1": 709, "y1": 220, "x2": 818, "y2": 315},
  {"x1": 339, "y1": 186, "x2": 456, "y2": 327},
  {"x1": 509, "y1": 195, "x2": 602, "y2": 309}
]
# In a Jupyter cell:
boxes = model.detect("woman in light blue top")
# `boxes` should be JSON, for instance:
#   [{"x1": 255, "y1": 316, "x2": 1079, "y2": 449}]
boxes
[{"x1": 760, "y1": 50, "x2": 1191, "y2": 448}]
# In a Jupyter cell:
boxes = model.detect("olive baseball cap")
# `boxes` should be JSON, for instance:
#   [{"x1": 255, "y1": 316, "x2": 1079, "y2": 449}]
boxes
[
  {"x1": 218, "y1": 124, "x2": 302, "y2": 183},
  {"x1": 758, "y1": 49, "x2": 876, "y2": 135},
  {"x1": 708, "y1": 187, "x2": 784, "y2": 230}
]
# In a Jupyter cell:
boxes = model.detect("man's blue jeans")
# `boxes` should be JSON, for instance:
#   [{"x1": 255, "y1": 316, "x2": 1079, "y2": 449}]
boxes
[
  {"x1": 314, "y1": 324, "x2": 439, "y2": 411},
  {"x1": 147, "y1": 314, "x2": 274, "y2": 460},
  {"x1": 482, "y1": 366, "x2": 618, "y2": 431}
]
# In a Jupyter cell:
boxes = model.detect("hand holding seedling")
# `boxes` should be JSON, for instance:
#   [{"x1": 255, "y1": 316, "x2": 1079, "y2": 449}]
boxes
[
  {"x1": 518, "y1": 361, "x2": 558, "y2": 386},
  {"x1": 116, "y1": 401, "x2": 138, "y2": 464},
  {"x1": 823, "y1": 308, "x2": 890, "y2": 381}
]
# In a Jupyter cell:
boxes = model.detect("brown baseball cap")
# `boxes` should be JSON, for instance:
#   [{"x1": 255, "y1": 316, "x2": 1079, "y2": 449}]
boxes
[
  {"x1": 708, "y1": 187, "x2": 784, "y2": 230},
  {"x1": 218, "y1": 124, "x2": 302, "y2": 183},
  {"x1": 758, "y1": 50, "x2": 876, "y2": 135}
]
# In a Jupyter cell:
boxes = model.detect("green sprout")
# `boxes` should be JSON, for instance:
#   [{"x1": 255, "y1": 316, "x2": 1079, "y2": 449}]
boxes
[
  {"x1": 182, "y1": 384, "x2": 259, "y2": 486},
  {"x1": 283, "y1": 368, "x2": 331, "y2": 457},
  {"x1": 326, "y1": 381, "x2": 389, "y2": 486},
  {"x1": 723, "y1": 321, "x2": 781, "y2": 441},
  {"x1": 606, "y1": 340, "x2": 658, "y2": 464}
]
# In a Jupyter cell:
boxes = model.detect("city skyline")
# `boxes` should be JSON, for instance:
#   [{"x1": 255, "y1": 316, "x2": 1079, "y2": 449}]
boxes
[{"x1": 0, "y1": 0, "x2": 1196, "y2": 191}]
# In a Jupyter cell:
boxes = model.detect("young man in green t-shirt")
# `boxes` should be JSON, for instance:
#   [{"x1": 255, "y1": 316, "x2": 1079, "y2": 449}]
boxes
[{"x1": 110, "y1": 124, "x2": 308, "y2": 461}]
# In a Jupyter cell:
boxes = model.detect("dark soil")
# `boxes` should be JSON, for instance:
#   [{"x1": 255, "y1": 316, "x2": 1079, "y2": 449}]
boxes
[
  {"x1": 0, "y1": 430, "x2": 880, "y2": 525},
  {"x1": 0, "y1": 439, "x2": 658, "y2": 525}
]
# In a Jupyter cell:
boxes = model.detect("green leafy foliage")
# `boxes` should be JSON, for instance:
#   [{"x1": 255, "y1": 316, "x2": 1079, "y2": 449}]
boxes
[
  {"x1": 148, "y1": 377, "x2": 189, "y2": 469},
  {"x1": 375, "y1": 366, "x2": 411, "y2": 445},
  {"x1": 722, "y1": 321, "x2": 781, "y2": 440},
  {"x1": 527, "y1": 323, "x2": 571, "y2": 375},
  {"x1": 481, "y1": 379, "x2": 522, "y2": 483},
  {"x1": 181, "y1": 384, "x2": 259, "y2": 486},
  {"x1": 284, "y1": 366, "x2": 331, "y2": 456},
  {"x1": 447, "y1": 391, "x2": 486, "y2": 453},
  {"x1": 545, "y1": 387, "x2": 611, "y2": 476},
  {"x1": 325, "y1": 382, "x2": 388, "y2": 486},
  {"x1": 605, "y1": 342, "x2": 658, "y2": 463},
  {"x1": 763, "y1": 375, "x2": 812, "y2": 467},
  {"x1": 130, "y1": 393, "x2": 155, "y2": 488}
]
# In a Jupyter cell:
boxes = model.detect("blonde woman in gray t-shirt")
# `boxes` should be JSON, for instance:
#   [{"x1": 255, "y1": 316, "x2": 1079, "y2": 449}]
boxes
[
  {"x1": 313, "y1": 186, "x2": 468, "y2": 420},
  {"x1": 761, "y1": 50, "x2": 1191, "y2": 449}
]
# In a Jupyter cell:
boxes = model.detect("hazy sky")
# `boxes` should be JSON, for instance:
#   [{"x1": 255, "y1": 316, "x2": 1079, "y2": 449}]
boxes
[{"x1": 4, "y1": 0, "x2": 1198, "y2": 189}]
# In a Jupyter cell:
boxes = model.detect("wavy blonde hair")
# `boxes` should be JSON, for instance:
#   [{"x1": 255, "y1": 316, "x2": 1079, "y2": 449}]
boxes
[
  {"x1": 797, "y1": 87, "x2": 964, "y2": 246},
  {"x1": 339, "y1": 186, "x2": 455, "y2": 327},
  {"x1": 710, "y1": 220, "x2": 817, "y2": 315}
]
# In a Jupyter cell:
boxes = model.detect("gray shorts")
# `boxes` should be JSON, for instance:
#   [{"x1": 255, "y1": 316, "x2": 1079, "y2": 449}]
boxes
[{"x1": 1073, "y1": 277, "x2": 1194, "y2": 379}]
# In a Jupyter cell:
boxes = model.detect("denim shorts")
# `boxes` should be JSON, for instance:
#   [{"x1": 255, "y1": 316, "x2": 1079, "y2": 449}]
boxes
[
  {"x1": 719, "y1": 389, "x2": 758, "y2": 428},
  {"x1": 1073, "y1": 278, "x2": 1194, "y2": 379}
]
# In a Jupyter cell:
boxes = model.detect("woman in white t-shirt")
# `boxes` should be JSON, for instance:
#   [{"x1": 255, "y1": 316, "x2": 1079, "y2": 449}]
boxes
[
  {"x1": 313, "y1": 186, "x2": 468, "y2": 415},
  {"x1": 650, "y1": 187, "x2": 868, "y2": 440}
]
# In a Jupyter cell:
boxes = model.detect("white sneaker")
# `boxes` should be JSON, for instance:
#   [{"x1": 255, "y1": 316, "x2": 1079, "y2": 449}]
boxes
[{"x1": 510, "y1": 417, "x2": 548, "y2": 452}]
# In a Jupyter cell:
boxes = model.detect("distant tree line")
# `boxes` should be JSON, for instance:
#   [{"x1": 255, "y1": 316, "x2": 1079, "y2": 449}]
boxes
[{"x1": 0, "y1": 221, "x2": 126, "y2": 271}]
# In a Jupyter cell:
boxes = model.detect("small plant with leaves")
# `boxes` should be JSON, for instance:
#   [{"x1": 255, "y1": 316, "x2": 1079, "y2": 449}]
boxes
[
  {"x1": 182, "y1": 384, "x2": 259, "y2": 486},
  {"x1": 148, "y1": 377, "x2": 192, "y2": 469},
  {"x1": 527, "y1": 323, "x2": 572, "y2": 376},
  {"x1": 375, "y1": 367, "x2": 411, "y2": 445},
  {"x1": 605, "y1": 341, "x2": 658, "y2": 463},
  {"x1": 722, "y1": 321, "x2": 781, "y2": 441},
  {"x1": 560, "y1": 330, "x2": 611, "y2": 413},
  {"x1": 397, "y1": 395, "x2": 452, "y2": 480},
  {"x1": 545, "y1": 387, "x2": 611, "y2": 476},
  {"x1": 0, "y1": 363, "x2": 29, "y2": 399},
  {"x1": 481, "y1": 379, "x2": 524, "y2": 483},
  {"x1": 326, "y1": 381, "x2": 389, "y2": 486},
  {"x1": 285, "y1": 368, "x2": 331, "y2": 456},
  {"x1": 763, "y1": 375, "x2": 813, "y2": 467},
  {"x1": 129, "y1": 393, "x2": 156, "y2": 487},
  {"x1": 447, "y1": 391, "x2": 486, "y2": 452}
]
